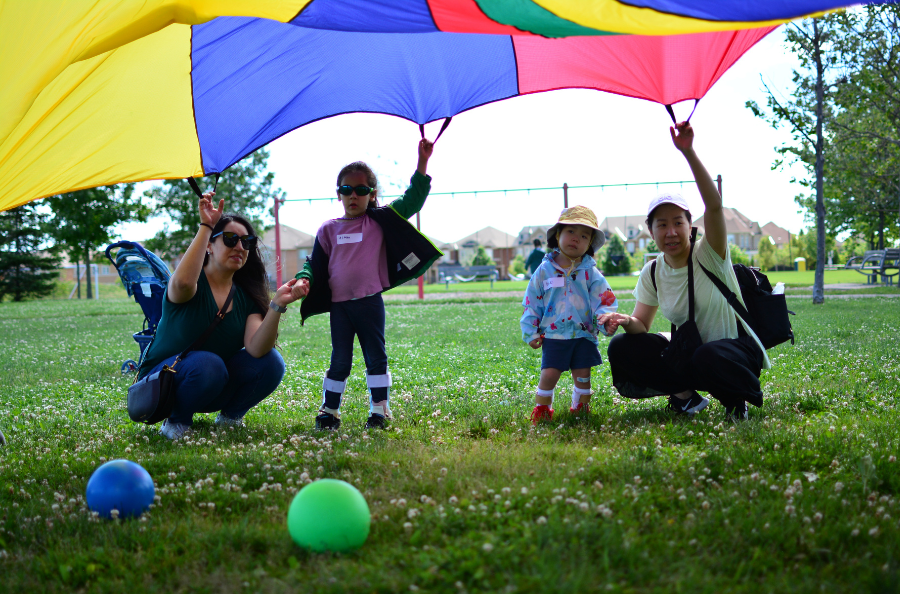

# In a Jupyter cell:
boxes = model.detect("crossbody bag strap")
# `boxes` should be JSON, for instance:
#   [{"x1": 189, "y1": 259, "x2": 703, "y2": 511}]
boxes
[
  {"x1": 686, "y1": 228, "x2": 696, "y2": 324},
  {"x1": 698, "y1": 261, "x2": 753, "y2": 327},
  {"x1": 171, "y1": 283, "x2": 236, "y2": 368}
]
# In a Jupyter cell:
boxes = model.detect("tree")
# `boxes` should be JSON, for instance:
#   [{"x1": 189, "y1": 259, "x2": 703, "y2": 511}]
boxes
[
  {"x1": 0, "y1": 203, "x2": 60, "y2": 301},
  {"x1": 747, "y1": 16, "x2": 839, "y2": 304},
  {"x1": 602, "y1": 235, "x2": 632, "y2": 276},
  {"x1": 143, "y1": 149, "x2": 282, "y2": 259},
  {"x1": 646, "y1": 239, "x2": 659, "y2": 253},
  {"x1": 757, "y1": 235, "x2": 777, "y2": 271},
  {"x1": 729, "y1": 243, "x2": 751, "y2": 266},
  {"x1": 470, "y1": 245, "x2": 495, "y2": 266},
  {"x1": 45, "y1": 184, "x2": 149, "y2": 298},
  {"x1": 509, "y1": 254, "x2": 526, "y2": 276}
]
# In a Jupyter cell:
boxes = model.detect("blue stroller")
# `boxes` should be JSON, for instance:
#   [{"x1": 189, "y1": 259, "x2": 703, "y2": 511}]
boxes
[{"x1": 105, "y1": 241, "x2": 172, "y2": 373}]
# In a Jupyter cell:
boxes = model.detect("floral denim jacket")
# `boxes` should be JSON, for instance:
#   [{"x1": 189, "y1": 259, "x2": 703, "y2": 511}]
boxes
[{"x1": 520, "y1": 251, "x2": 618, "y2": 345}]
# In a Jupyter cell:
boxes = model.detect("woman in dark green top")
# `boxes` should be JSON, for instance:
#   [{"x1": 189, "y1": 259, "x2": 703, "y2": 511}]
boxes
[{"x1": 139, "y1": 193, "x2": 309, "y2": 440}]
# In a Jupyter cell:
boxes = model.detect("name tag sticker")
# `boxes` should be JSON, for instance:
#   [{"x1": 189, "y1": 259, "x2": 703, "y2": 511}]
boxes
[
  {"x1": 336, "y1": 233, "x2": 363, "y2": 245},
  {"x1": 401, "y1": 252, "x2": 420, "y2": 269},
  {"x1": 543, "y1": 277, "x2": 565, "y2": 291}
]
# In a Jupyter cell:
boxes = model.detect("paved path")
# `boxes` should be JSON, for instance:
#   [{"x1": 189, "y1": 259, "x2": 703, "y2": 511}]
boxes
[{"x1": 386, "y1": 283, "x2": 898, "y2": 303}]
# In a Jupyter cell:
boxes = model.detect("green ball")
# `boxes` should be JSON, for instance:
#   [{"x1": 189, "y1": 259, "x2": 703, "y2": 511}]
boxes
[{"x1": 287, "y1": 479, "x2": 370, "y2": 552}]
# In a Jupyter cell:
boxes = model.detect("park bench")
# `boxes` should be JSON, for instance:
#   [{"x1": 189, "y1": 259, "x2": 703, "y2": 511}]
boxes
[
  {"x1": 845, "y1": 249, "x2": 900, "y2": 285},
  {"x1": 437, "y1": 265, "x2": 499, "y2": 288}
]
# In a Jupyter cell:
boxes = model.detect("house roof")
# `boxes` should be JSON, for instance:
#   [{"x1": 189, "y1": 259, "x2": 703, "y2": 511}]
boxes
[
  {"x1": 761, "y1": 222, "x2": 791, "y2": 246},
  {"x1": 597, "y1": 215, "x2": 652, "y2": 241},
  {"x1": 261, "y1": 224, "x2": 314, "y2": 250},
  {"x1": 445, "y1": 226, "x2": 517, "y2": 249},
  {"x1": 694, "y1": 207, "x2": 762, "y2": 236},
  {"x1": 515, "y1": 225, "x2": 553, "y2": 246}
]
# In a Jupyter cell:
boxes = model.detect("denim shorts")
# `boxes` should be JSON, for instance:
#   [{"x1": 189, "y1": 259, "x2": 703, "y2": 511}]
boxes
[{"x1": 541, "y1": 338, "x2": 603, "y2": 371}]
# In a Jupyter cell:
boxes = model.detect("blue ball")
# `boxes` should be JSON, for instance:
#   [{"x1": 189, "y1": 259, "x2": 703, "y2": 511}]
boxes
[{"x1": 86, "y1": 459, "x2": 155, "y2": 519}]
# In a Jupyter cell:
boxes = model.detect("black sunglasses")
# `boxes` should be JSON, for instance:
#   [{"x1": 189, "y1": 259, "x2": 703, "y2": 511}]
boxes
[
  {"x1": 212, "y1": 231, "x2": 257, "y2": 250},
  {"x1": 337, "y1": 185, "x2": 375, "y2": 197}
]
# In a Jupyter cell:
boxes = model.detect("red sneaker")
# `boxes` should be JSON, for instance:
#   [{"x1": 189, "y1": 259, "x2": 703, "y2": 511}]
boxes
[
  {"x1": 531, "y1": 404, "x2": 554, "y2": 425},
  {"x1": 570, "y1": 402, "x2": 591, "y2": 415}
]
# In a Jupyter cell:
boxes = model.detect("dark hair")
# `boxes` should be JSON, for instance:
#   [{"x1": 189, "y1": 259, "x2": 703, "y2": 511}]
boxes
[
  {"x1": 336, "y1": 161, "x2": 379, "y2": 209},
  {"x1": 204, "y1": 213, "x2": 270, "y2": 315},
  {"x1": 533, "y1": 238, "x2": 542, "y2": 248},
  {"x1": 646, "y1": 206, "x2": 692, "y2": 230},
  {"x1": 547, "y1": 225, "x2": 595, "y2": 257}
]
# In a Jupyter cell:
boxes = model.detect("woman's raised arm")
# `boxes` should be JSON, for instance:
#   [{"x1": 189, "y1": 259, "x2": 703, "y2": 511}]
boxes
[{"x1": 168, "y1": 192, "x2": 223, "y2": 304}]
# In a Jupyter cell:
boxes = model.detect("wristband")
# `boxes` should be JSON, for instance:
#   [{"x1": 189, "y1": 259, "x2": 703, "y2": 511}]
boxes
[
  {"x1": 269, "y1": 301, "x2": 287, "y2": 314},
  {"x1": 199, "y1": 223, "x2": 214, "y2": 231}
]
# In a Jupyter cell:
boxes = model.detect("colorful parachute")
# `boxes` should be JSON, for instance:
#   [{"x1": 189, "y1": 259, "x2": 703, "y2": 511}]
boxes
[{"x1": 0, "y1": 0, "x2": 878, "y2": 211}]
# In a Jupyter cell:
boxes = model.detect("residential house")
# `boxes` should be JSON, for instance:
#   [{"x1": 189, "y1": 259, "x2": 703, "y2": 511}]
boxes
[
  {"x1": 761, "y1": 222, "x2": 791, "y2": 249},
  {"x1": 515, "y1": 225, "x2": 553, "y2": 258},
  {"x1": 260, "y1": 223, "x2": 315, "y2": 283},
  {"x1": 442, "y1": 226, "x2": 518, "y2": 279},
  {"x1": 597, "y1": 215, "x2": 653, "y2": 255},
  {"x1": 695, "y1": 207, "x2": 763, "y2": 254}
]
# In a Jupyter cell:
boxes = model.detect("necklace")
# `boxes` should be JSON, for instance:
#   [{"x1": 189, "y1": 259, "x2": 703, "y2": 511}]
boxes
[{"x1": 339, "y1": 214, "x2": 365, "y2": 220}]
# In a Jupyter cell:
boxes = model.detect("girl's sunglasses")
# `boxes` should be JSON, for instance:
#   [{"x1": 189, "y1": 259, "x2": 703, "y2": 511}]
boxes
[
  {"x1": 212, "y1": 231, "x2": 258, "y2": 250},
  {"x1": 337, "y1": 185, "x2": 375, "y2": 197}
]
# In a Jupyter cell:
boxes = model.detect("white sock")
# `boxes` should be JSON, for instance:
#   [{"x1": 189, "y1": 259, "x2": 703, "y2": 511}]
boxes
[
  {"x1": 535, "y1": 387, "x2": 554, "y2": 406},
  {"x1": 572, "y1": 386, "x2": 592, "y2": 408}
]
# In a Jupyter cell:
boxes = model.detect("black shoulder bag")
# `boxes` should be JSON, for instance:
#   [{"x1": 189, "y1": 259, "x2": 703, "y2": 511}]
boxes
[
  {"x1": 652, "y1": 228, "x2": 703, "y2": 368},
  {"x1": 127, "y1": 284, "x2": 236, "y2": 425}
]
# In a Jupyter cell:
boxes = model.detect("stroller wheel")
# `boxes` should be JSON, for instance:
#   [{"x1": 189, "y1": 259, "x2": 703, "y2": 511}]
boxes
[{"x1": 122, "y1": 360, "x2": 139, "y2": 374}]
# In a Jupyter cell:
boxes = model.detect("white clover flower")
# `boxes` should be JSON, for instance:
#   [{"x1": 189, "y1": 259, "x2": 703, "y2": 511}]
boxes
[
  {"x1": 403, "y1": 522, "x2": 413, "y2": 531},
  {"x1": 449, "y1": 496, "x2": 458, "y2": 505},
  {"x1": 536, "y1": 516, "x2": 548, "y2": 525},
  {"x1": 785, "y1": 505, "x2": 795, "y2": 515},
  {"x1": 869, "y1": 526, "x2": 880, "y2": 537},
  {"x1": 520, "y1": 487, "x2": 528, "y2": 495},
  {"x1": 814, "y1": 512, "x2": 823, "y2": 522},
  {"x1": 835, "y1": 482, "x2": 844, "y2": 493},
  {"x1": 482, "y1": 543, "x2": 494, "y2": 552},
  {"x1": 701, "y1": 501, "x2": 710, "y2": 510},
  {"x1": 110, "y1": 509, "x2": 120, "y2": 519}
]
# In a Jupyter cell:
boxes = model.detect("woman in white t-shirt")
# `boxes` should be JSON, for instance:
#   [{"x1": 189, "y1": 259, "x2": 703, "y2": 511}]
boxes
[{"x1": 599, "y1": 122, "x2": 769, "y2": 421}]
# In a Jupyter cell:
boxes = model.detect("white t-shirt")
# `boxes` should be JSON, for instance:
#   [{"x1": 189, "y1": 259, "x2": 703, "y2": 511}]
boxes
[{"x1": 633, "y1": 236, "x2": 770, "y2": 369}]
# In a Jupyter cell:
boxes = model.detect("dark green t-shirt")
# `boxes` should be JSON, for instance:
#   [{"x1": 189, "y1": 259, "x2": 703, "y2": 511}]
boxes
[{"x1": 138, "y1": 271, "x2": 264, "y2": 379}]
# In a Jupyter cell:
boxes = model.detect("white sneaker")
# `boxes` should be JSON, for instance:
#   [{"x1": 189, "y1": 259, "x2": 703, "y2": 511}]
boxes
[
  {"x1": 159, "y1": 419, "x2": 190, "y2": 440},
  {"x1": 214, "y1": 413, "x2": 245, "y2": 428}
]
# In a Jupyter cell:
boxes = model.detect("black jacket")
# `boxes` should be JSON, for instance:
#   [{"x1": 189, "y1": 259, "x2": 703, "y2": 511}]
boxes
[{"x1": 296, "y1": 172, "x2": 442, "y2": 323}]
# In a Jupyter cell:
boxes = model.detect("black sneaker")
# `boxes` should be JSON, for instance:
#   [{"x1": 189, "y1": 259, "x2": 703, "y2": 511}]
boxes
[
  {"x1": 365, "y1": 413, "x2": 386, "y2": 430},
  {"x1": 315, "y1": 411, "x2": 341, "y2": 430},
  {"x1": 666, "y1": 392, "x2": 709, "y2": 416},
  {"x1": 724, "y1": 401, "x2": 749, "y2": 422}
]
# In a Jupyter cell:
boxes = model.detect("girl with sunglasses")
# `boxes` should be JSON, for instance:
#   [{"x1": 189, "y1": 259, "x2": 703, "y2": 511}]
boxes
[
  {"x1": 138, "y1": 197, "x2": 308, "y2": 440},
  {"x1": 295, "y1": 137, "x2": 442, "y2": 431}
]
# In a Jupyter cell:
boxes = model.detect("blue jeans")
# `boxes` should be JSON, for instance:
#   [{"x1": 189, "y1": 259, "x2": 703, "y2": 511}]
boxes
[{"x1": 148, "y1": 349, "x2": 285, "y2": 426}]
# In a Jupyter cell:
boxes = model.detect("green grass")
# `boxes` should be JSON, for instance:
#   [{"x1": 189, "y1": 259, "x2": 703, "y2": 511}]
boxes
[{"x1": 1, "y1": 296, "x2": 900, "y2": 592}]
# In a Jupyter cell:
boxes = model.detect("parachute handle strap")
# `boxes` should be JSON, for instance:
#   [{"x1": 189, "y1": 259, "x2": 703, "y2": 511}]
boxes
[
  {"x1": 419, "y1": 117, "x2": 452, "y2": 144},
  {"x1": 665, "y1": 100, "x2": 699, "y2": 125},
  {"x1": 186, "y1": 173, "x2": 221, "y2": 198}
]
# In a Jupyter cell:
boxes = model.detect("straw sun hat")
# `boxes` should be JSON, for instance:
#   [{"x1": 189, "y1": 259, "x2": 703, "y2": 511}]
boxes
[{"x1": 547, "y1": 205, "x2": 606, "y2": 252}]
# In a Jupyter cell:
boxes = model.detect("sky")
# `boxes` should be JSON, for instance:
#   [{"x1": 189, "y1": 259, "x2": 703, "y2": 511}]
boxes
[{"x1": 118, "y1": 26, "x2": 812, "y2": 247}]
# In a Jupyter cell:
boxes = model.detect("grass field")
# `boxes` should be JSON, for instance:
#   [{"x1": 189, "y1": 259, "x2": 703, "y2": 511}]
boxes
[{"x1": 1, "y1": 296, "x2": 899, "y2": 592}]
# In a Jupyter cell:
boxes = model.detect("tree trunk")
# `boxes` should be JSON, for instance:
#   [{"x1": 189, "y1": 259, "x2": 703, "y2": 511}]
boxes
[
  {"x1": 13, "y1": 208, "x2": 22, "y2": 302},
  {"x1": 878, "y1": 210, "x2": 885, "y2": 251},
  {"x1": 75, "y1": 258, "x2": 81, "y2": 299},
  {"x1": 812, "y1": 18, "x2": 826, "y2": 305},
  {"x1": 84, "y1": 246, "x2": 93, "y2": 300}
]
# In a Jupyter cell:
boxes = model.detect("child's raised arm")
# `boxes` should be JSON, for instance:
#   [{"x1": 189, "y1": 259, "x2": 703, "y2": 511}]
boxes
[{"x1": 391, "y1": 137, "x2": 435, "y2": 220}]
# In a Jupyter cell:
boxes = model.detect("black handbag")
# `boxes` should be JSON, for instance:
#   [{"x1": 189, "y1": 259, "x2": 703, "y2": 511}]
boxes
[
  {"x1": 127, "y1": 284, "x2": 236, "y2": 425},
  {"x1": 656, "y1": 228, "x2": 703, "y2": 368}
]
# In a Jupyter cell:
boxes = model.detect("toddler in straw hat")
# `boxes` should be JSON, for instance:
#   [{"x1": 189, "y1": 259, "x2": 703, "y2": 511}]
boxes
[{"x1": 521, "y1": 205, "x2": 619, "y2": 424}]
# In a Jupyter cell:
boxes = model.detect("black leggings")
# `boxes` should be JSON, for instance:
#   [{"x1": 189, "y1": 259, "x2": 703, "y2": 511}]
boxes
[{"x1": 607, "y1": 332, "x2": 765, "y2": 407}]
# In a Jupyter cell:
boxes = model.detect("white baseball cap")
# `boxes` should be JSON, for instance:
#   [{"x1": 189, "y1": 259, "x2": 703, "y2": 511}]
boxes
[{"x1": 646, "y1": 191, "x2": 691, "y2": 218}]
